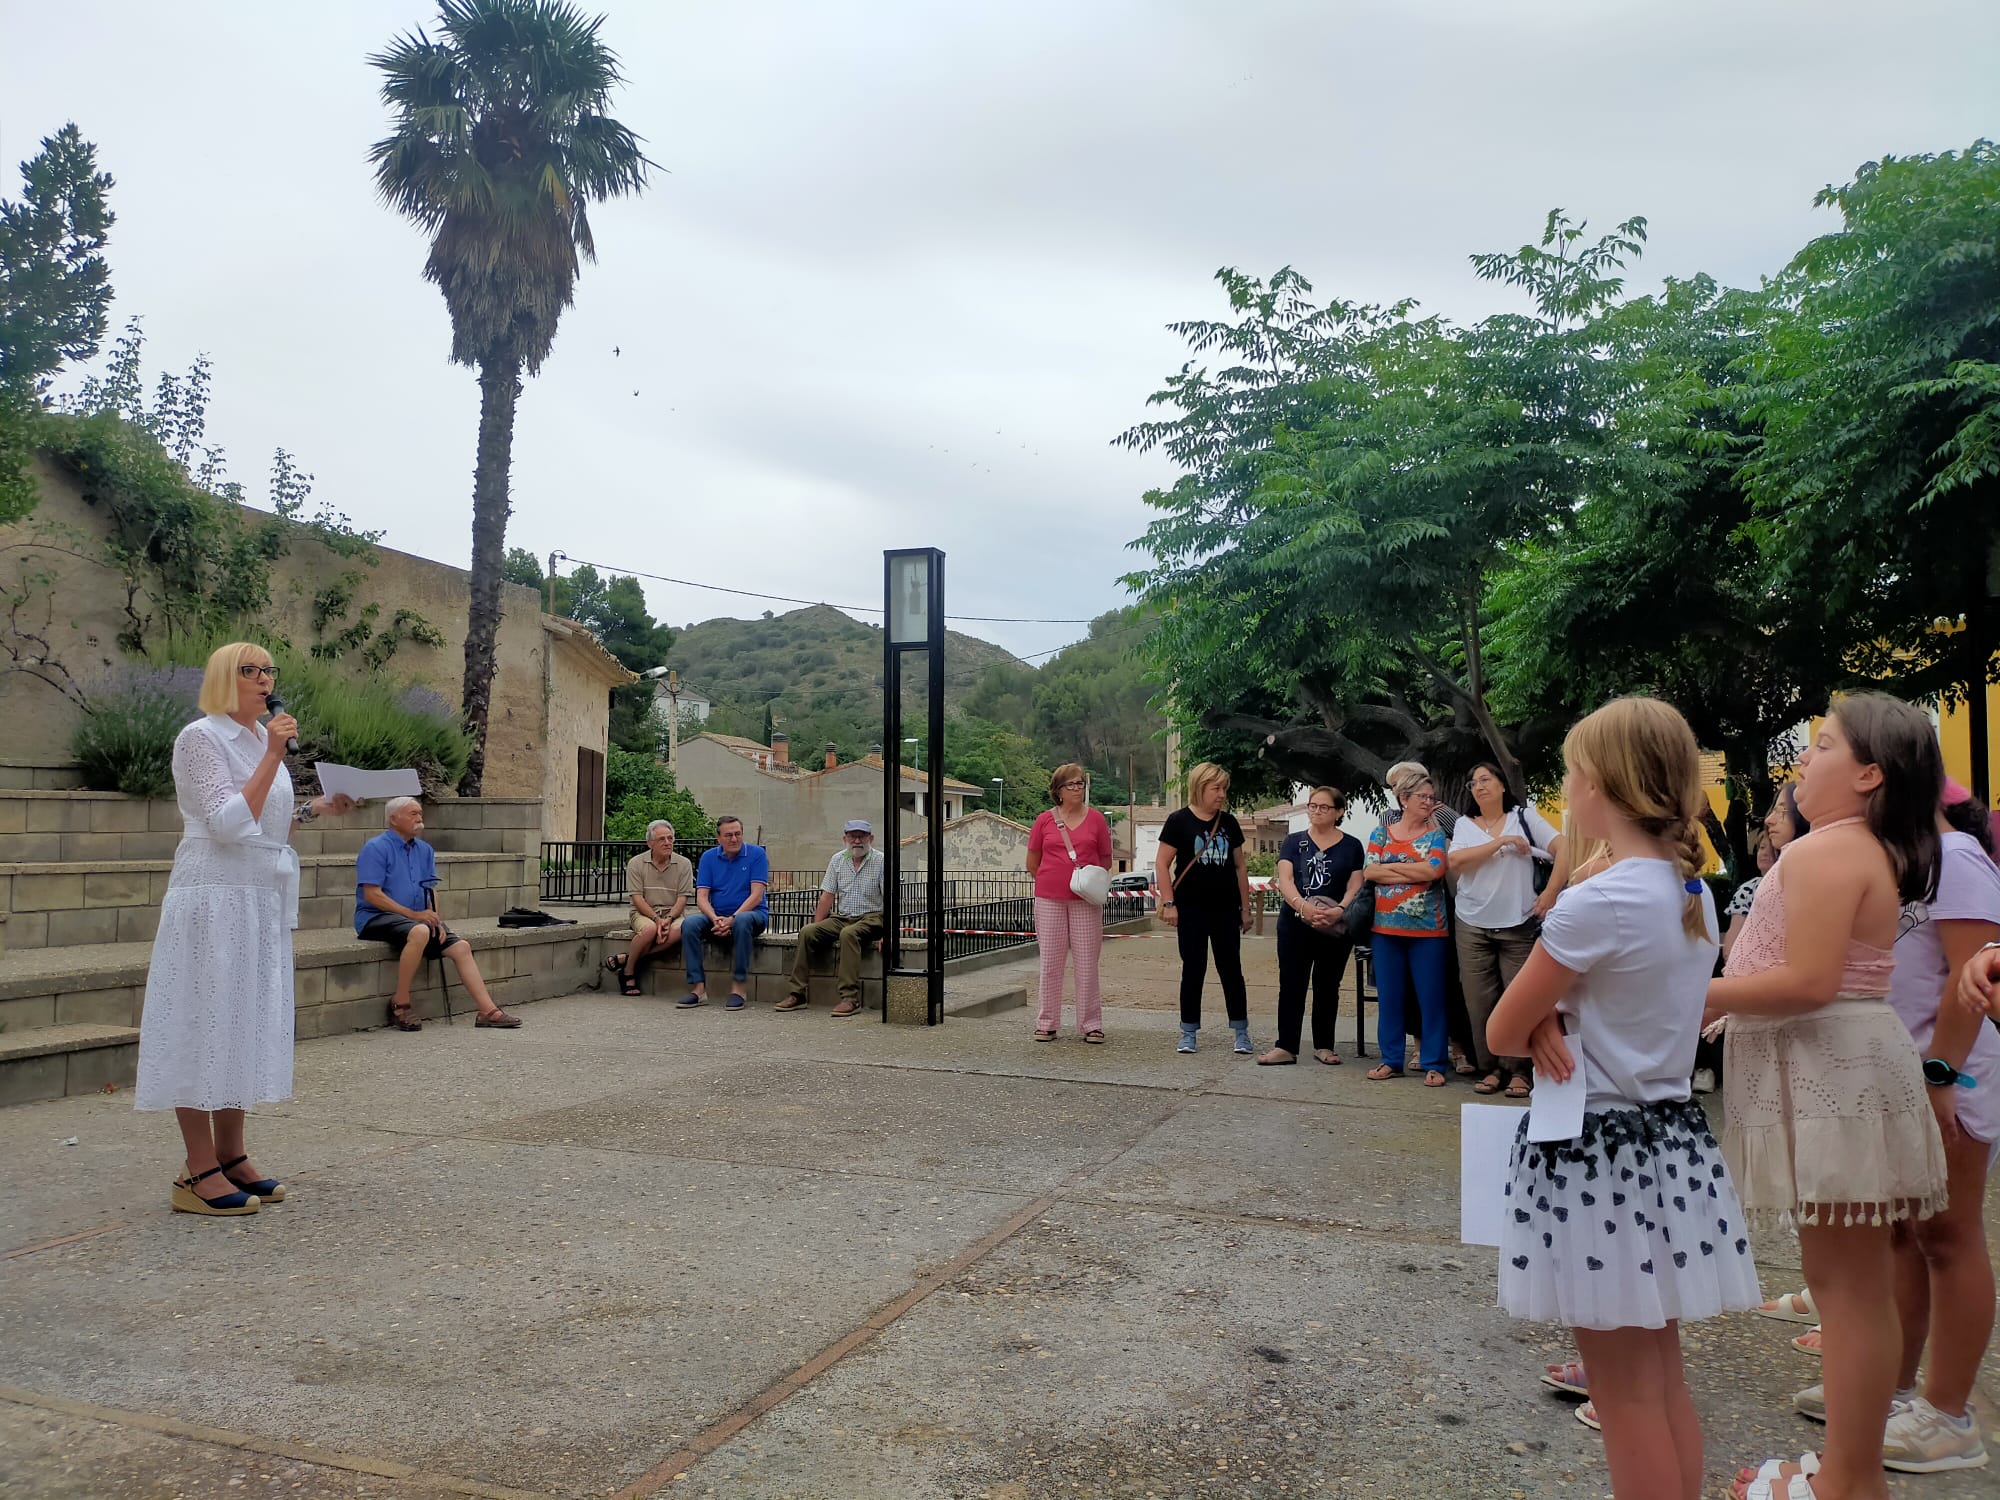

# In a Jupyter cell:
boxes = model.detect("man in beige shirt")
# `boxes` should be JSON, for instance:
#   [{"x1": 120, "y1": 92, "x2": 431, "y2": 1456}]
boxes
[{"x1": 609, "y1": 820, "x2": 694, "y2": 994}]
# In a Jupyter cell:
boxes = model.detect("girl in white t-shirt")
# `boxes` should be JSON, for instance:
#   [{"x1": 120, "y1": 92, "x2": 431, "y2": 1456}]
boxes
[{"x1": 1488, "y1": 697, "x2": 1760, "y2": 1499}]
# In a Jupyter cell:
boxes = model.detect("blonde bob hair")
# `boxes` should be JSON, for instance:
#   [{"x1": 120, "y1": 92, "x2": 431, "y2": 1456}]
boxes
[
  {"x1": 1562, "y1": 696, "x2": 1708, "y2": 937},
  {"x1": 1048, "y1": 762, "x2": 1087, "y2": 800},
  {"x1": 196, "y1": 641, "x2": 273, "y2": 717},
  {"x1": 1185, "y1": 761, "x2": 1231, "y2": 809}
]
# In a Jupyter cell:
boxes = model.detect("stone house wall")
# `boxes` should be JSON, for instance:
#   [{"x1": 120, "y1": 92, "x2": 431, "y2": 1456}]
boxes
[{"x1": 0, "y1": 458, "x2": 586, "y2": 817}]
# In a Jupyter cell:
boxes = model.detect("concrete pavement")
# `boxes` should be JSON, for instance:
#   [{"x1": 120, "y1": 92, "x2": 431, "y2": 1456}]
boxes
[{"x1": 1, "y1": 935, "x2": 1994, "y2": 1498}]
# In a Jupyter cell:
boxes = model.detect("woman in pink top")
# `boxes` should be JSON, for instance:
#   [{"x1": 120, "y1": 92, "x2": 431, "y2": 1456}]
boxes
[
  {"x1": 1025, "y1": 763, "x2": 1113, "y2": 1042},
  {"x1": 1705, "y1": 694, "x2": 1948, "y2": 1500}
]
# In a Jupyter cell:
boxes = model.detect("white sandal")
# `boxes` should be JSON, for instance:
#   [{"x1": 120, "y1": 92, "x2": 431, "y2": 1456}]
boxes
[
  {"x1": 1738, "y1": 1453, "x2": 1818, "y2": 1500},
  {"x1": 1754, "y1": 1289, "x2": 1818, "y2": 1325}
]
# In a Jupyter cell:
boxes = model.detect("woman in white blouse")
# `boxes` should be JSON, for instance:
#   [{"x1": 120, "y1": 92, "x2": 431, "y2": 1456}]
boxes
[
  {"x1": 135, "y1": 642, "x2": 352, "y2": 1216},
  {"x1": 1446, "y1": 762, "x2": 1567, "y2": 1098}
]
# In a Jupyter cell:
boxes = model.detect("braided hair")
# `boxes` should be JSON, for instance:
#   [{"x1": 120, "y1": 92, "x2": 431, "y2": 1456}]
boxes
[{"x1": 1563, "y1": 697, "x2": 1711, "y2": 938}]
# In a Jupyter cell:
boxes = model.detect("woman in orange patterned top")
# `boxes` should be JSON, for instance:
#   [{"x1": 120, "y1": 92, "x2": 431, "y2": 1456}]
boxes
[{"x1": 1364, "y1": 766, "x2": 1452, "y2": 1085}]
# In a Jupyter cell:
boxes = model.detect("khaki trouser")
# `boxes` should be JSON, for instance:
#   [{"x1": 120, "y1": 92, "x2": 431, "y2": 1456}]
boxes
[
  {"x1": 789, "y1": 912, "x2": 885, "y2": 1001},
  {"x1": 1456, "y1": 917, "x2": 1541, "y2": 1075}
]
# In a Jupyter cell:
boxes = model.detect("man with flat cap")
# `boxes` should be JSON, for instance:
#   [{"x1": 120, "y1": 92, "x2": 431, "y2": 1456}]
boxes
[{"x1": 778, "y1": 819, "x2": 887, "y2": 1017}]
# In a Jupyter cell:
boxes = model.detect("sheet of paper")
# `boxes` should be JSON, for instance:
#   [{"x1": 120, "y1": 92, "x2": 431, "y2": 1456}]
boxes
[
  {"x1": 315, "y1": 763, "x2": 421, "y2": 802},
  {"x1": 1459, "y1": 1102, "x2": 1518, "y2": 1247},
  {"x1": 1525, "y1": 1048, "x2": 1587, "y2": 1143}
]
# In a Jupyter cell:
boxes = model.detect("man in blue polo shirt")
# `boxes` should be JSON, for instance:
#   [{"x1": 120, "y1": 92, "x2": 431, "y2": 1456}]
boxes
[
  {"x1": 677, "y1": 814, "x2": 770, "y2": 1009},
  {"x1": 355, "y1": 797, "x2": 521, "y2": 1031}
]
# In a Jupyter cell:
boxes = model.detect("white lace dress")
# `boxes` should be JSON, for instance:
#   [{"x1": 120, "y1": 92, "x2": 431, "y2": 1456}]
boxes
[{"x1": 134, "y1": 714, "x2": 301, "y2": 1112}]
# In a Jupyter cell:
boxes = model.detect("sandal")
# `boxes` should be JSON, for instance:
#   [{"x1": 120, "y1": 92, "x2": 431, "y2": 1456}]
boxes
[
  {"x1": 1735, "y1": 1453, "x2": 1819, "y2": 1500},
  {"x1": 475, "y1": 1009, "x2": 522, "y2": 1028},
  {"x1": 1790, "y1": 1327, "x2": 1821, "y2": 1358},
  {"x1": 219, "y1": 1154, "x2": 285, "y2": 1203},
  {"x1": 1754, "y1": 1289, "x2": 1818, "y2": 1325},
  {"x1": 603, "y1": 953, "x2": 628, "y2": 973},
  {"x1": 1033, "y1": 1029, "x2": 1058, "y2": 1042},
  {"x1": 1255, "y1": 1048, "x2": 1298, "y2": 1066},
  {"x1": 1366, "y1": 1064, "x2": 1404, "y2": 1081},
  {"x1": 1314, "y1": 1049, "x2": 1341, "y2": 1065},
  {"x1": 1083, "y1": 1030, "x2": 1105, "y2": 1045},
  {"x1": 619, "y1": 972, "x2": 643, "y2": 997},
  {"x1": 1474, "y1": 1072, "x2": 1503, "y2": 1094},
  {"x1": 1576, "y1": 1400, "x2": 1601, "y2": 1432},
  {"x1": 1505, "y1": 1075, "x2": 1531, "y2": 1099},
  {"x1": 170, "y1": 1164, "x2": 259, "y2": 1216},
  {"x1": 387, "y1": 1001, "x2": 422, "y2": 1032},
  {"x1": 1541, "y1": 1360, "x2": 1588, "y2": 1396},
  {"x1": 1424, "y1": 1070, "x2": 1447, "y2": 1087}
]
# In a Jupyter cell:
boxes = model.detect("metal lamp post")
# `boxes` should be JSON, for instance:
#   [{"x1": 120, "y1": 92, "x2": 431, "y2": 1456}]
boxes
[{"x1": 991, "y1": 777, "x2": 1004, "y2": 816}]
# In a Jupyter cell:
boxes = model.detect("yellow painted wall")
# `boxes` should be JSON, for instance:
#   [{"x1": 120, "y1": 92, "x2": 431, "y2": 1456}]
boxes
[{"x1": 1937, "y1": 684, "x2": 2000, "y2": 790}]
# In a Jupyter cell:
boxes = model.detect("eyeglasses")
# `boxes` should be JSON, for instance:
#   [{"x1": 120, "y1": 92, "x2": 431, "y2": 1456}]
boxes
[
  {"x1": 238, "y1": 664, "x2": 278, "y2": 681},
  {"x1": 1309, "y1": 802, "x2": 1341, "y2": 813},
  {"x1": 1058, "y1": 780, "x2": 1085, "y2": 790}
]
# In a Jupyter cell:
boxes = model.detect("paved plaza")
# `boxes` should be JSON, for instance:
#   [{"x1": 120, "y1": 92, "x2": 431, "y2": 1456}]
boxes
[{"x1": 1, "y1": 933, "x2": 1994, "y2": 1499}]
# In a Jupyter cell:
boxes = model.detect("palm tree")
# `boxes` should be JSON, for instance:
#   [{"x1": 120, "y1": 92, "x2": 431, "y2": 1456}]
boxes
[{"x1": 369, "y1": 0, "x2": 650, "y2": 793}]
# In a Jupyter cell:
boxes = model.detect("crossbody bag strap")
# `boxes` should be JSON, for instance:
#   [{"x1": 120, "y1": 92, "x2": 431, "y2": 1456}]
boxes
[{"x1": 1053, "y1": 809, "x2": 1082, "y2": 863}]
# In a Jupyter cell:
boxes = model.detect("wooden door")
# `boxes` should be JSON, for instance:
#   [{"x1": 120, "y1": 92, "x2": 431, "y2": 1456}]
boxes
[{"x1": 576, "y1": 746, "x2": 605, "y2": 841}]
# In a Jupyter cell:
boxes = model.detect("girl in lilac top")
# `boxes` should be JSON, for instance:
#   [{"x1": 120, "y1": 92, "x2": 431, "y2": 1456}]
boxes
[{"x1": 1874, "y1": 783, "x2": 2000, "y2": 1471}]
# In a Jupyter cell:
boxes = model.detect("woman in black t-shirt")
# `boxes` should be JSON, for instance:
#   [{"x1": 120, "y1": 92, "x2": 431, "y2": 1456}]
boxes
[
  {"x1": 1154, "y1": 762, "x2": 1255, "y2": 1055},
  {"x1": 1257, "y1": 786, "x2": 1366, "y2": 1066}
]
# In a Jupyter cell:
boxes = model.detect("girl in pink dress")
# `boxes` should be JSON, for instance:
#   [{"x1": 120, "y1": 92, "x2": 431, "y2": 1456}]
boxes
[{"x1": 1706, "y1": 694, "x2": 1948, "y2": 1500}]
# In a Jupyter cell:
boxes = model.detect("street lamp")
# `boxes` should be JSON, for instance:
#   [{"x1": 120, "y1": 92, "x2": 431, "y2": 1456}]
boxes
[{"x1": 991, "y1": 777, "x2": 1004, "y2": 816}]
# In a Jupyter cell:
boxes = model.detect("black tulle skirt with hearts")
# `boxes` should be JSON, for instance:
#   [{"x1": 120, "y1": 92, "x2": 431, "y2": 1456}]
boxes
[{"x1": 1498, "y1": 1098, "x2": 1763, "y2": 1331}]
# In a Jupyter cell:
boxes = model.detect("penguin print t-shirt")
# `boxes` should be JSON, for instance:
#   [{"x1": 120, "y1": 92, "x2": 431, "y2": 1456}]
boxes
[{"x1": 1161, "y1": 808, "x2": 1247, "y2": 913}]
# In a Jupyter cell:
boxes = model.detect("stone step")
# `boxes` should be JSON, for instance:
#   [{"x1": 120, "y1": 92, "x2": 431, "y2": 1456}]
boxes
[
  {"x1": 0, "y1": 851, "x2": 536, "y2": 949},
  {"x1": 0, "y1": 791, "x2": 542, "y2": 864},
  {"x1": 0, "y1": 914, "x2": 629, "y2": 1108},
  {"x1": 0, "y1": 1022, "x2": 139, "y2": 1107}
]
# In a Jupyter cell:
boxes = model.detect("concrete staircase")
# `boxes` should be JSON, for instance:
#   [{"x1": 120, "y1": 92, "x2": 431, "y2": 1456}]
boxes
[{"x1": 0, "y1": 790, "x2": 623, "y2": 1107}]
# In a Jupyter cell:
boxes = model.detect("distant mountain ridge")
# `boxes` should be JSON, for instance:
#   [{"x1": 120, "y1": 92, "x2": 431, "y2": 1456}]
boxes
[{"x1": 667, "y1": 604, "x2": 1026, "y2": 757}]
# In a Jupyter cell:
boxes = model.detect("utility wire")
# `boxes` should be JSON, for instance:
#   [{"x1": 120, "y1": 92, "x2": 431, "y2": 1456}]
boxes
[{"x1": 552, "y1": 554, "x2": 1102, "y2": 625}]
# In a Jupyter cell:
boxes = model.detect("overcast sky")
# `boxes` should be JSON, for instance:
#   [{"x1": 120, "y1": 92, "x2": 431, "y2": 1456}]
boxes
[{"x1": 4, "y1": 1, "x2": 1996, "y2": 661}]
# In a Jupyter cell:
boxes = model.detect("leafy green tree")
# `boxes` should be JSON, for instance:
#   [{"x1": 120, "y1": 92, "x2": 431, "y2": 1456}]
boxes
[
  {"x1": 0, "y1": 124, "x2": 115, "y2": 399},
  {"x1": 1484, "y1": 273, "x2": 1840, "y2": 867},
  {"x1": 547, "y1": 563, "x2": 674, "y2": 750},
  {"x1": 602, "y1": 745, "x2": 713, "y2": 841},
  {"x1": 370, "y1": 0, "x2": 651, "y2": 793},
  {"x1": 1742, "y1": 141, "x2": 2000, "y2": 793},
  {"x1": 1125, "y1": 215, "x2": 1647, "y2": 805},
  {"x1": 908, "y1": 715, "x2": 1051, "y2": 823},
  {"x1": 501, "y1": 546, "x2": 545, "y2": 592},
  {"x1": 0, "y1": 124, "x2": 115, "y2": 522}
]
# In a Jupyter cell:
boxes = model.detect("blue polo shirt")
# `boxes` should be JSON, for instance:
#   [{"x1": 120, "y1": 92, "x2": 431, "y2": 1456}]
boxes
[
  {"x1": 355, "y1": 830, "x2": 439, "y2": 933},
  {"x1": 696, "y1": 842, "x2": 770, "y2": 916}
]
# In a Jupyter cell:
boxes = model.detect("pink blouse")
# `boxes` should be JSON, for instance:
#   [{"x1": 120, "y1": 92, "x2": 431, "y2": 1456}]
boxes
[{"x1": 1029, "y1": 808, "x2": 1113, "y2": 902}]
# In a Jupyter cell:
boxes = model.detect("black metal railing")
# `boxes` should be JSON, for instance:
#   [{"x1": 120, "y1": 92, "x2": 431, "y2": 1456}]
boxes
[{"x1": 541, "y1": 842, "x2": 1148, "y2": 959}]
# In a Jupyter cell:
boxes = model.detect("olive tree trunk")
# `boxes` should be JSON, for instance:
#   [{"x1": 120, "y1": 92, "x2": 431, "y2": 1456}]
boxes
[{"x1": 458, "y1": 351, "x2": 522, "y2": 796}]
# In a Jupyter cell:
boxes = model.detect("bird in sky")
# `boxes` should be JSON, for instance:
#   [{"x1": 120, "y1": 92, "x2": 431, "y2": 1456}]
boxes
[{"x1": 613, "y1": 346, "x2": 621, "y2": 356}]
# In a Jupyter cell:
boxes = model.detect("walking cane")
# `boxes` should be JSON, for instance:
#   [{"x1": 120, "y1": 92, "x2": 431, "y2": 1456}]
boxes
[{"x1": 421, "y1": 877, "x2": 453, "y2": 1026}]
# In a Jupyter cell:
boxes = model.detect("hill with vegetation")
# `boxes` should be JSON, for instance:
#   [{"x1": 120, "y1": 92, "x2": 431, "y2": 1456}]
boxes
[
  {"x1": 671, "y1": 604, "x2": 1022, "y2": 758},
  {"x1": 674, "y1": 605, "x2": 1169, "y2": 825}
]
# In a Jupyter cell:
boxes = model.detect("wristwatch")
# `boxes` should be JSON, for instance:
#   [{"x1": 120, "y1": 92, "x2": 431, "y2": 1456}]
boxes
[
  {"x1": 1160, "y1": 900, "x2": 1176, "y2": 909},
  {"x1": 1923, "y1": 1058, "x2": 1978, "y2": 1090}
]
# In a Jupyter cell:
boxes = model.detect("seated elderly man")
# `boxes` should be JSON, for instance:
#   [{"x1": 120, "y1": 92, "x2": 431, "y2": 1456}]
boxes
[
  {"x1": 776, "y1": 819, "x2": 885, "y2": 1018},
  {"x1": 676, "y1": 815, "x2": 769, "y2": 1009},
  {"x1": 605, "y1": 819, "x2": 693, "y2": 996},
  {"x1": 355, "y1": 796, "x2": 522, "y2": 1031}
]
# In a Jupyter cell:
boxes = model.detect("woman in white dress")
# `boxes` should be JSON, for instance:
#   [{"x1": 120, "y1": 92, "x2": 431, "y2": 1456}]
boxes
[{"x1": 135, "y1": 642, "x2": 351, "y2": 1216}]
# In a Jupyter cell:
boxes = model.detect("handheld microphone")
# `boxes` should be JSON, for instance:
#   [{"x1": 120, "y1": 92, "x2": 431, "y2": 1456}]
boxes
[{"x1": 264, "y1": 694, "x2": 300, "y2": 754}]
